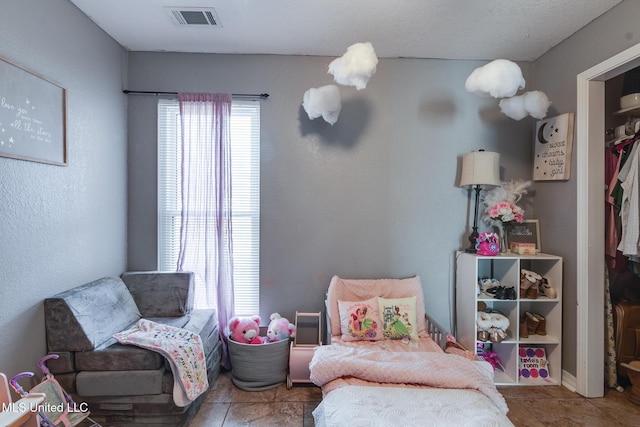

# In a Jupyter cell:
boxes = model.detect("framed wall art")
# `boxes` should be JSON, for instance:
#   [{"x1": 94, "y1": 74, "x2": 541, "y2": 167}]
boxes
[
  {"x1": 533, "y1": 112, "x2": 574, "y2": 181},
  {"x1": 0, "y1": 55, "x2": 67, "y2": 166},
  {"x1": 506, "y1": 219, "x2": 541, "y2": 252}
]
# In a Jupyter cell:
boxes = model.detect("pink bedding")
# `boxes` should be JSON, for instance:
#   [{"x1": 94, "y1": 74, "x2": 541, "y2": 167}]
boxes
[
  {"x1": 328, "y1": 335, "x2": 444, "y2": 353},
  {"x1": 309, "y1": 340, "x2": 508, "y2": 414}
]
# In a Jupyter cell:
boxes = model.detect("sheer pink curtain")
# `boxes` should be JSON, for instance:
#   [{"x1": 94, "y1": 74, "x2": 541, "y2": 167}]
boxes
[{"x1": 177, "y1": 92, "x2": 234, "y2": 369}]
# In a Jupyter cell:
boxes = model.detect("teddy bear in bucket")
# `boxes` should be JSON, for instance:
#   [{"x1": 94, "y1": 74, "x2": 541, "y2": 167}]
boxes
[
  {"x1": 265, "y1": 313, "x2": 295, "y2": 343},
  {"x1": 228, "y1": 315, "x2": 265, "y2": 344}
]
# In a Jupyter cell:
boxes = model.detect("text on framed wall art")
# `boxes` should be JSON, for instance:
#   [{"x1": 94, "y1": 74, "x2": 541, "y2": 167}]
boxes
[
  {"x1": 533, "y1": 112, "x2": 574, "y2": 181},
  {"x1": 0, "y1": 55, "x2": 67, "y2": 165},
  {"x1": 506, "y1": 219, "x2": 541, "y2": 252}
]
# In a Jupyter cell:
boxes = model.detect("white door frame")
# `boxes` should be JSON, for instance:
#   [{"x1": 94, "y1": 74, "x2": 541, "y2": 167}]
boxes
[{"x1": 576, "y1": 42, "x2": 640, "y2": 397}]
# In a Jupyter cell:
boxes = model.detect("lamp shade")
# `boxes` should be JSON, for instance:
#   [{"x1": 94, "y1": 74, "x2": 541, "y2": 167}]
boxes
[{"x1": 460, "y1": 151, "x2": 500, "y2": 187}]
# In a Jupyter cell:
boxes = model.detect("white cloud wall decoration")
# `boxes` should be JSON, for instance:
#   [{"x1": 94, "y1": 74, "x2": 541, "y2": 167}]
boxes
[
  {"x1": 465, "y1": 59, "x2": 525, "y2": 98},
  {"x1": 302, "y1": 84, "x2": 342, "y2": 125},
  {"x1": 328, "y1": 42, "x2": 378, "y2": 90},
  {"x1": 499, "y1": 91, "x2": 551, "y2": 120}
]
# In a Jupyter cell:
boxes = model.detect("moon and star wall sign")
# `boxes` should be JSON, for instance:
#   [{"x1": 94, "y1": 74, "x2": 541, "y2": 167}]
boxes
[{"x1": 533, "y1": 112, "x2": 574, "y2": 181}]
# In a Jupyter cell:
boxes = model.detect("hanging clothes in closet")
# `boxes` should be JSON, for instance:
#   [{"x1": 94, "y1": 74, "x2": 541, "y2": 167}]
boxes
[{"x1": 605, "y1": 129, "x2": 640, "y2": 270}]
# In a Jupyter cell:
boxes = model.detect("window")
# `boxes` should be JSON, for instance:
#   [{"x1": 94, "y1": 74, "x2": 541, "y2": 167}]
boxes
[{"x1": 158, "y1": 99, "x2": 260, "y2": 316}]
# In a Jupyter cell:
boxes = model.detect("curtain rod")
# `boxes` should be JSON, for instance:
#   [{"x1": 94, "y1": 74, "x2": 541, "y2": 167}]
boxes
[{"x1": 122, "y1": 90, "x2": 269, "y2": 100}]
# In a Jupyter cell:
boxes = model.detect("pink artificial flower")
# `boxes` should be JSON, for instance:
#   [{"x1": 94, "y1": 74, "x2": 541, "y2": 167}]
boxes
[{"x1": 488, "y1": 202, "x2": 525, "y2": 224}]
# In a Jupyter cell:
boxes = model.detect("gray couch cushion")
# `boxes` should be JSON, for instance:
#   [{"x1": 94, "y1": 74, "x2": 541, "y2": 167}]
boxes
[
  {"x1": 148, "y1": 311, "x2": 218, "y2": 353},
  {"x1": 121, "y1": 271, "x2": 195, "y2": 317},
  {"x1": 46, "y1": 351, "x2": 75, "y2": 374},
  {"x1": 75, "y1": 342, "x2": 165, "y2": 371},
  {"x1": 200, "y1": 322, "x2": 220, "y2": 356},
  {"x1": 179, "y1": 309, "x2": 218, "y2": 354},
  {"x1": 141, "y1": 313, "x2": 218, "y2": 349},
  {"x1": 150, "y1": 311, "x2": 219, "y2": 356},
  {"x1": 74, "y1": 313, "x2": 216, "y2": 372},
  {"x1": 45, "y1": 277, "x2": 142, "y2": 351},
  {"x1": 76, "y1": 367, "x2": 165, "y2": 396}
]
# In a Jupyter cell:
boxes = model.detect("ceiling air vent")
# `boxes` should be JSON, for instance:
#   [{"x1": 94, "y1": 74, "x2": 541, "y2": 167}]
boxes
[{"x1": 165, "y1": 7, "x2": 221, "y2": 27}]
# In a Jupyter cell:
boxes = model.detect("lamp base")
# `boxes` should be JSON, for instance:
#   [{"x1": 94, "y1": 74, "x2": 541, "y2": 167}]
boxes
[
  {"x1": 465, "y1": 228, "x2": 478, "y2": 253},
  {"x1": 465, "y1": 185, "x2": 482, "y2": 254}
]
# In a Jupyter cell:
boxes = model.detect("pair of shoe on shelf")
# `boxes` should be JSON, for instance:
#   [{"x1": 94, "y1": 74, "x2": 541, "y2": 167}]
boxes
[
  {"x1": 479, "y1": 278, "x2": 516, "y2": 300},
  {"x1": 520, "y1": 311, "x2": 546, "y2": 338},
  {"x1": 478, "y1": 277, "x2": 499, "y2": 292},
  {"x1": 476, "y1": 309, "x2": 510, "y2": 343},
  {"x1": 520, "y1": 269, "x2": 557, "y2": 299}
]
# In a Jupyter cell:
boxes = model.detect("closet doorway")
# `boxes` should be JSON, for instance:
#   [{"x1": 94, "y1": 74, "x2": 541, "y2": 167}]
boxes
[{"x1": 577, "y1": 42, "x2": 640, "y2": 398}]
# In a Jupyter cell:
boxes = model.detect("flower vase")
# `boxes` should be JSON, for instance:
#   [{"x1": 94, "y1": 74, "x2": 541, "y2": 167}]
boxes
[{"x1": 498, "y1": 224, "x2": 508, "y2": 253}]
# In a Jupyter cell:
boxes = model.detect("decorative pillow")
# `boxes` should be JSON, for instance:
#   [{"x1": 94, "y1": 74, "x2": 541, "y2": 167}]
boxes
[
  {"x1": 337, "y1": 298, "x2": 384, "y2": 341},
  {"x1": 327, "y1": 275, "x2": 429, "y2": 339},
  {"x1": 378, "y1": 296, "x2": 419, "y2": 341}
]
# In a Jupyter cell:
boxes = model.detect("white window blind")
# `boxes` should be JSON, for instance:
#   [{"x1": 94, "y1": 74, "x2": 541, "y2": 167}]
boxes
[{"x1": 157, "y1": 98, "x2": 260, "y2": 316}]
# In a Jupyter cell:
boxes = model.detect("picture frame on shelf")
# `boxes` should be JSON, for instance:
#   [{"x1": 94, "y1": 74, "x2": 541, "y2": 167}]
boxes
[
  {"x1": 519, "y1": 347, "x2": 550, "y2": 381},
  {"x1": 506, "y1": 219, "x2": 541, "y2": 253}
]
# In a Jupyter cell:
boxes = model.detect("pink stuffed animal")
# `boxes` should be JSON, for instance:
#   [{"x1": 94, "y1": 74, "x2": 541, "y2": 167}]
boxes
[
  {"x1": 265, "y1": 313, "x2": 296, "y2": 343},
  {"x1": 228, "y1": 315, "x2": 264, "y2": 344}
]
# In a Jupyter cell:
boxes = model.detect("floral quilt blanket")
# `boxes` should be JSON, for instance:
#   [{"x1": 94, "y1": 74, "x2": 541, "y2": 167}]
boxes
[{"x1": 114, "y1": 319, "x2": 208, "y2": 406}]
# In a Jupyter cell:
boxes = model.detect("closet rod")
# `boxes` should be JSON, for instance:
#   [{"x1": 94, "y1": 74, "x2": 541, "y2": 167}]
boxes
[{"x1": 122, "y1": 90, "x2": 269, "y2": 100}]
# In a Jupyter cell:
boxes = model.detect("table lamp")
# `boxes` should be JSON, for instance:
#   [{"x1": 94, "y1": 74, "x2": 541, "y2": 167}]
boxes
[{"x1": 460, "y1": 150, "x2": 500, "y2": 253}]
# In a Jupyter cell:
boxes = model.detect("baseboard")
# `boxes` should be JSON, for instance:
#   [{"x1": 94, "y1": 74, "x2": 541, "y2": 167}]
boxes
[{"x1": 562, "y1": 369, "x2": 577, "y2": 392}]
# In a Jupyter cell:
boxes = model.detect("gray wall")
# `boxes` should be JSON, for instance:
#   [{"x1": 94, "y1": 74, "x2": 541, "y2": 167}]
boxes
[
  {"x1": 127, "y1": 53, "x2": 533, "y2": 331},
  {"x1": 531, "y1": 0, "x2": 640, "y2": 378},
  {"x1": 3, "y1": 0, "x2": 634, "y2": 385},
  {"x1": 0, "y1": 0, "x2": 127, "y2": 377}
]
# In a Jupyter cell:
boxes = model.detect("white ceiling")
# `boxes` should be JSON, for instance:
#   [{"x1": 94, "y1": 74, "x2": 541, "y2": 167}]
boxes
[{"x1": 69, "y1": 0, "x2": 623, "y2": 61}]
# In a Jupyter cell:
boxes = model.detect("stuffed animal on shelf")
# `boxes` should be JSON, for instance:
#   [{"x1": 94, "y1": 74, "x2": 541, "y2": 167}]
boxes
[
  {"x1": 228, "y1": 315, "x2": 264, "y2": 344},
  {"x1": 476, "y1": 310, "x2": 510, "y2": 343},
  {"x1": 265, "y1": 313, "x2": 296, "y2": 343}
]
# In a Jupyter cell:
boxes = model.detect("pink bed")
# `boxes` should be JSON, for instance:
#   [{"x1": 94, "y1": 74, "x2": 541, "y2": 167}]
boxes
[{"x1": 309, "y1": 275, "x2": 514, "y2": 427}]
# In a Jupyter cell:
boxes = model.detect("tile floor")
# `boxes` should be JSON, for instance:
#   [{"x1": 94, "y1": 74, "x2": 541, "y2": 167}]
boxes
[
  {"x1": 189, "y1": 371, "x2": 640, "y2": 426},
  {"x1": 188, "y1": 371, "x2": 321, "y2": 427},
  {"x1": 501, "y1": 383, "x2": 640, "y2": 426}
]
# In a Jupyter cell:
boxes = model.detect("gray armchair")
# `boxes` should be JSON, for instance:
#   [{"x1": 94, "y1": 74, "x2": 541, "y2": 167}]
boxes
[{"x1": 44, "y1": 271, "x2": 221, "y2": 427}]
